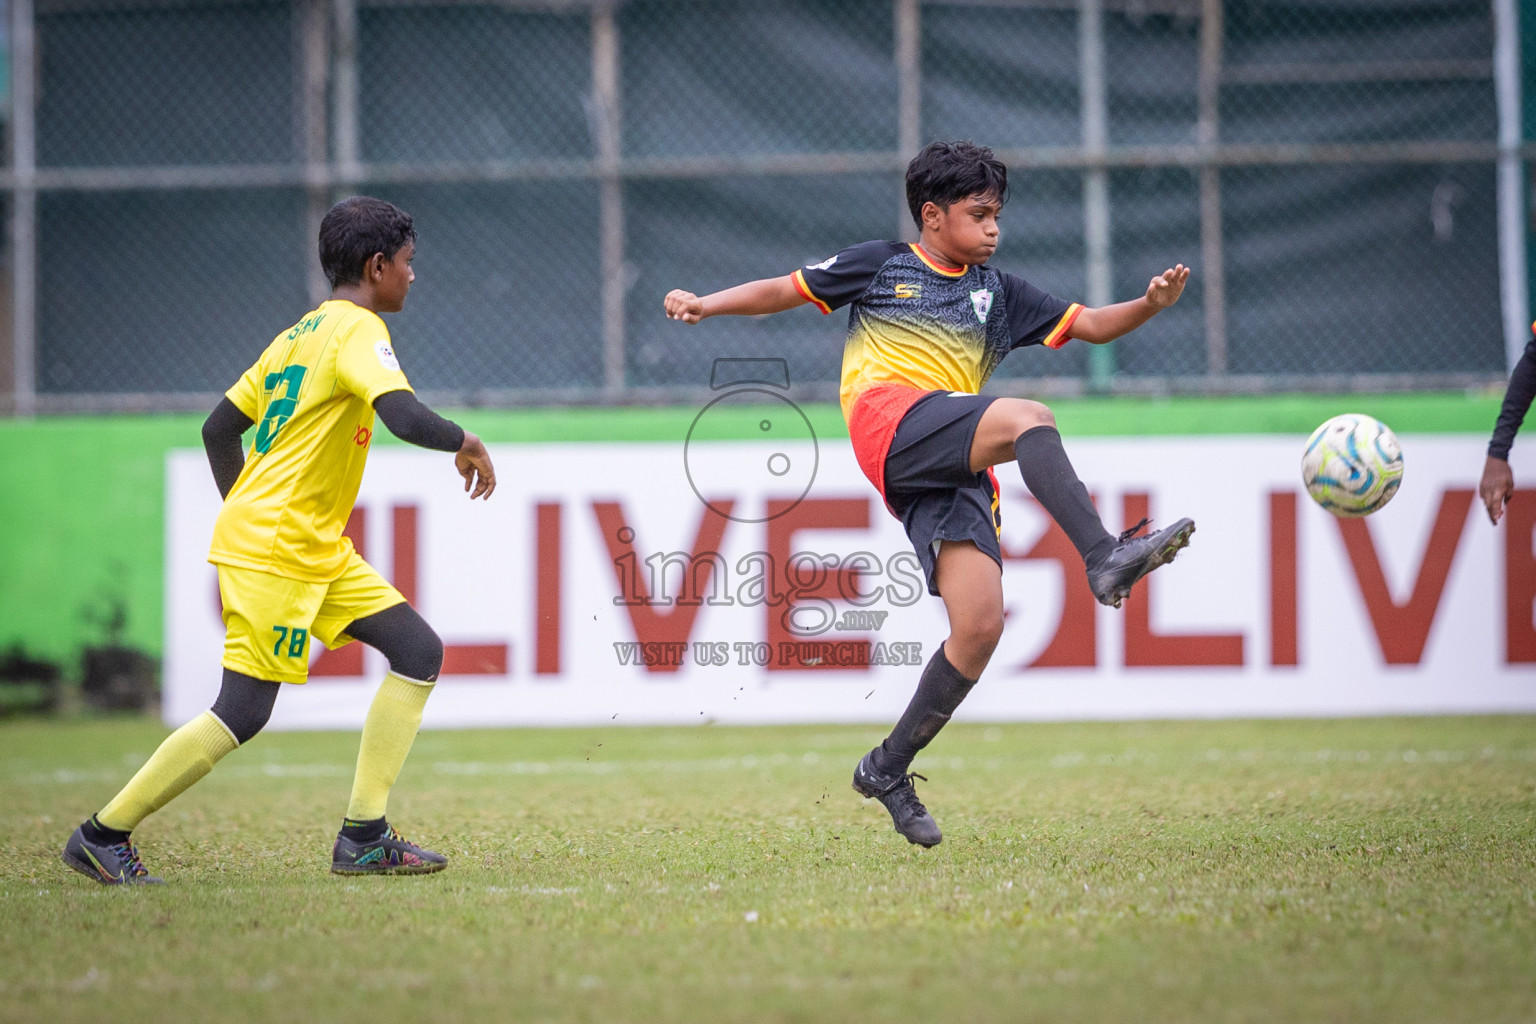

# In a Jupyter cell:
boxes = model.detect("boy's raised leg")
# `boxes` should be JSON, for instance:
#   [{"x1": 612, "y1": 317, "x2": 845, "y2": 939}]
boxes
[
  {"x1": 854, "y1": 541, "x2": 999, "y2": 848},
  {"x1": 973, "y1": 400, "x2": 1195, "y2": 609},
  {"x1": 1013, "y1": 424, "x2": 1196, "y2": 608},
  {"x1": 1012, "y1": 424, "x2": 1115, "y2": 560}
]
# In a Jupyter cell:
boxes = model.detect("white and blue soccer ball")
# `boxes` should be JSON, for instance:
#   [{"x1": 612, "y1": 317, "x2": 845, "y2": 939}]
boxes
[{"x1": 1301, "y1": 414, "x2": 1403, "y2": 517}]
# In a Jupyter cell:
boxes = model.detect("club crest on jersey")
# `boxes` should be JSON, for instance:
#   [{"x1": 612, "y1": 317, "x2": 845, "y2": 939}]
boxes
[
  {"x1": 970, "y1": 289, "x2": 994, "y2": 324},
  {"x1": 374, "y1": 340, "x2": 400, "y2": 371},
  {"x1": 805, "y1": 255, "x2": 838, "y2": 271}
]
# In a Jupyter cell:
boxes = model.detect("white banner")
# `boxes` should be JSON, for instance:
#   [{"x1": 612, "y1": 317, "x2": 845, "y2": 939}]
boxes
[{"x1": 166, "y1": 435, "x2": 1536, "y2": 729}]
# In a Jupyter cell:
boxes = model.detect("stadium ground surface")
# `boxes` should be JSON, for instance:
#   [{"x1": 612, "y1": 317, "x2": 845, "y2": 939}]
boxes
[{"x1": 2, "y1": 716, "x2": 1533, "y2": 1023}]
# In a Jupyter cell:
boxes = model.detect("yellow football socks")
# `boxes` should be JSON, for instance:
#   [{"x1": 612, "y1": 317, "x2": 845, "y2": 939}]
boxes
[
  {"x1": 345, "y1": 671, "x2": 434, "y2": 821},
  {"x1": 96, "y1": 711, "x2": 239, "y2": 833}
]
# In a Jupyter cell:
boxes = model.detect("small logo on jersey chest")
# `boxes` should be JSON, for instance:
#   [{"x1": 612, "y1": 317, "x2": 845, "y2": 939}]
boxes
[
  {"x1": 894, "y1": 283, "x2": 921, "y2": 299},
  {"x1": 970, "y1": 289, "x2": 994, "y2": 324}
]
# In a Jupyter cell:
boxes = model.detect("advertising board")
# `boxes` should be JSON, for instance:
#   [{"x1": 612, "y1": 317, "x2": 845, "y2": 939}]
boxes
[{"x1": 164, "y1": 435, "x2": 1536, "y2": 728}]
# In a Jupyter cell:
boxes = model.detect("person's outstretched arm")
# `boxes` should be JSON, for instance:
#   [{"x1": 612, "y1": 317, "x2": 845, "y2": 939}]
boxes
[
  {"x1": 667, "y1": 243, "x2": 905, "y2": 325},
  {"x1": 202, "y1": 397, "x2": 255, "y2": 500},
  {"x1": 664, "y1": 276, "x2": 806, "y2": 324},
  {"x1": 1482, "y1": 329, "x2": 1536, "y2": 524},
  {"x1": 373, "y1": 389, "x2": 495, "y2": 500},
  {"x1": 1068, "y1": 264, "x2": 1190, "y2": 343}
]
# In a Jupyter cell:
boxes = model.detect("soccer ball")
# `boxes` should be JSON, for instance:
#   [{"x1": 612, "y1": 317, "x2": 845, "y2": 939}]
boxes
[{"x1": 1301, "y1": 414, "x2": 1403, "y2": 517}]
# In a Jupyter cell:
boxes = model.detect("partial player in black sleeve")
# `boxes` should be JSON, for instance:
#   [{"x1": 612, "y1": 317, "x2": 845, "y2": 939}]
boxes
[{"x1": 1480, "y1": 324, "x2": 1536, "y2": 524}]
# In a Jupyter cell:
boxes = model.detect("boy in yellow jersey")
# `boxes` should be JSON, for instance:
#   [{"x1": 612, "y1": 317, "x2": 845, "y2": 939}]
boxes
[
  {"x1": 62, "y1": 196, "x2": 496, "y2": 885},
  {"x1": 665, "y1": 142, "x2": 1193, "y2": 847}
]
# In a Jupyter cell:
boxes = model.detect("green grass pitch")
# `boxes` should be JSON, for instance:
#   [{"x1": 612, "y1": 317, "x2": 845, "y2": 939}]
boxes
[{"x1": 2, "y1": 716, "x2": 1534, "y2": 1023}]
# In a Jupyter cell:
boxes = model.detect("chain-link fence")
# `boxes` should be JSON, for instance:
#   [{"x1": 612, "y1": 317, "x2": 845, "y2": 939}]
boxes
[{"x1": 0, "y1": 0, "x2": 1526, "y2": 412}]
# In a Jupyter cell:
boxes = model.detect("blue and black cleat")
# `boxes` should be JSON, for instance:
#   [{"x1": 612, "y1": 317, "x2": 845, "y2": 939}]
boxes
[
  {"x1": 61, "y1": 825, "x2": 163, "y2": 886},
  {"x1": 331, "y1": 822, "x2": 447, "y2": 876}
]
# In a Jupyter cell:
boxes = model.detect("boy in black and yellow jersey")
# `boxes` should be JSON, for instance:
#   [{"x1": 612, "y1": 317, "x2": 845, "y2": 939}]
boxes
[
  {"x1": 665, "y1": 142, "x2": 1194, "y2": 847},
  {"x1": 62, "y1": 197, "x2": 495, "y2": 885}
]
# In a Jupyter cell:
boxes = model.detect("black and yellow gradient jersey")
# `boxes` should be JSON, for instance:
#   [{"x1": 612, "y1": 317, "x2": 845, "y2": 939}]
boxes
[{"x1": 791, "y1": 240, "x2": 1082, "y2": 498}]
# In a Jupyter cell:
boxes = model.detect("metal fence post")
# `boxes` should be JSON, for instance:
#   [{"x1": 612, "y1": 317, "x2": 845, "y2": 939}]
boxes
[
  {"x1": 1197, "y1": 0, "x2": 1227, "y2": 378},
  {"x1": 333, "y1": 0, "x2": 361, "y2": 188},
  {"x1": 1493, "y1": 0, "x2": 1529, "y2": 371},
  {"x1": 1080, "y1": 0, "x2": 1114, "y2": 391},
  {"x1": 593, "y1": 3, "x2": 625, "y2": 397},
  {"x1": 9, "y1": 0, "x2": 36, "y2": 417},
  {"x1": 299, "y1": 0, "x2": 332, "y2": 308},
  {"x1": 895, "y1": 0, "x2": 920, "y2": 243}
]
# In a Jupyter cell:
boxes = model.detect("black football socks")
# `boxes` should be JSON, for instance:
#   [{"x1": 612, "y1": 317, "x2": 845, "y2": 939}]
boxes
[
  {"x1": 81, "y1": 815, "x2": 131, "y2": 846},
  {"x1": 1014, "y1": 425, "x2": 1114, "y2": 564},
  {"x1": 873, "y1": 646, "x2": 978, "y2": 776},
  {"x1": 340, "y1": 816, "x2": 388, "y2": 842}
]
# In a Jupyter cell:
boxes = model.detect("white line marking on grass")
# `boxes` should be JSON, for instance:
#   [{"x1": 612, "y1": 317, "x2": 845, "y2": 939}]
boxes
[
  {"x1": 429, "y1": 755, "x2": 813, "y2": 777},
  {"x1": 233, "y1": 763, "x2": 352, "y2": 778},
  {"x1": 13, "y1": 745, "x2": 1535, "y2": 787}
]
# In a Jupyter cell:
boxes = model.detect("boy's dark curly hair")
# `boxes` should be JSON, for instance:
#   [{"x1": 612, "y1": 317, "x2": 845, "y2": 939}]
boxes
[
  {"x1": 905, "y1": 141, "x2": 1009, "y2": 228},
  {"x1": 319, "y1": 196, "x2": 416, "y2": 288}
]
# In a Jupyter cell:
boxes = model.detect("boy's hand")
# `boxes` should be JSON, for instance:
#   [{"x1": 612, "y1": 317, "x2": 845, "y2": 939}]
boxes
[
  {"x1": 1145, "y1": 264, "x2": 1190, "y2": 309},
  {"x1": 1480, "y1": 455, "x2": 1514, "y2": 524},
  {"x1": 665, "y1": 289, "x2": 705, "y2": 324},
  {"x1": 455, "y1": 431, "x2": 496, "y2": 500}
]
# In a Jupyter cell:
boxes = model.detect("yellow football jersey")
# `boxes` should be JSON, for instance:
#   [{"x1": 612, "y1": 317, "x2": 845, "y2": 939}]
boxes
[{"x1": 209, "y1": 299, "x2": 413, "y2": 582}]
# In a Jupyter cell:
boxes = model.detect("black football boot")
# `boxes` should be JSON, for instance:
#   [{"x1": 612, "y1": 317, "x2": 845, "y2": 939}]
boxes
[
  {"x1": 853, "y1": 749, "x2": 943, "y2": 848},
  {"x1": 1086, "y1": 517, "x2": 1196, "y2": 609},
  {"x1": 62, "y1": 824, "x2": 163, "y2": 886},
  {"x1": 331, "y1": 820, "x2": 448, "y2": 876}
]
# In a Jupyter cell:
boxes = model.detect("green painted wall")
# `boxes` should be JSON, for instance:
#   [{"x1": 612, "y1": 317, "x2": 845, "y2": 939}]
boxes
[{"x1": 0, "y1": 394, "x2": 1501, "y2": 673}]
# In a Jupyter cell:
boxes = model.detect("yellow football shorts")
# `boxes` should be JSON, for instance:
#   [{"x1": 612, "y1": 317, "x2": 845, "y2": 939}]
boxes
[{"x1": 216, "y1": 552, "x2": 405, "y2": 684}]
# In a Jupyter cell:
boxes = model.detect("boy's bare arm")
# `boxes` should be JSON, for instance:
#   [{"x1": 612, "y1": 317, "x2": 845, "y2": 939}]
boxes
[
  {"x1": 1069, "y1": 264, "x2": 1189, "y2": 344},
  {"x1": 664, "y1": 275, "x2": 806, "y2": 324}
]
